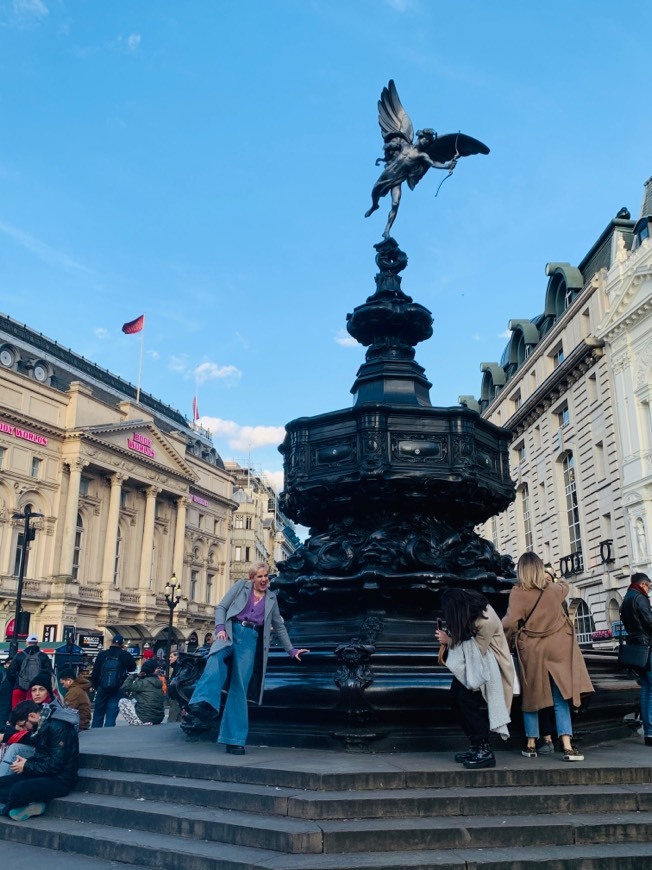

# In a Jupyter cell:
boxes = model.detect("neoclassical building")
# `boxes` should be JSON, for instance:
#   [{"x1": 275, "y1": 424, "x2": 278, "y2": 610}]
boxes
[
  {"x1": 0, "y1": 314, "x2": 236, "y2": 652},
  {"x1": 464, "y1": 180, "x2": 652, "y2": 641}
]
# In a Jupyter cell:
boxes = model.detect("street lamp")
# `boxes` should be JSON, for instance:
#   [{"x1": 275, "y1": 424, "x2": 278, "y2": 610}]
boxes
[
  {"x1": 164, "y1": 574, "x2": 182, "y2": 681},
  {"x1": 10, "y1": 505, "x2": 44, "y2": 656}
]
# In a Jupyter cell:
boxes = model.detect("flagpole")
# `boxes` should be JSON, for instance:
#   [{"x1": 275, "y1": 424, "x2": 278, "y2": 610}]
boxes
[{"x1": 136, "y1": 316, "x2": 145, "y2": 404}]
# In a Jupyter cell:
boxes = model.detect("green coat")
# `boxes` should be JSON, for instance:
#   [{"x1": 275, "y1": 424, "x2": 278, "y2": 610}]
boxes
[{"x1": 120, "y1": 673, "x2": 165, "y2": 724}]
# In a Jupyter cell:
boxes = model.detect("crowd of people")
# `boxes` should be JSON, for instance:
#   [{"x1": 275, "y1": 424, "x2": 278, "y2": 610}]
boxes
[{"x1": 1, "y1": 557, "x2": 650, "y2": 819}]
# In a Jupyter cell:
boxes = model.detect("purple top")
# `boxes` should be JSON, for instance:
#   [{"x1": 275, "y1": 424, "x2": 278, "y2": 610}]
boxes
[{"x1": 216, "y1": 589, "x2": 299, "y2": 657}]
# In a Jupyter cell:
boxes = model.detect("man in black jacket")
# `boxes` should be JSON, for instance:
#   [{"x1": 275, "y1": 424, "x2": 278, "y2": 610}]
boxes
[
  {"x1": 90, "y1": 634, "x2": 136, "y2": 728},
  {"x1": 0, "y1": 699, "x2": 79, "y2": 820},
  {"x1": 620, "y1": 572, "x2": 652, "y2": 746}
]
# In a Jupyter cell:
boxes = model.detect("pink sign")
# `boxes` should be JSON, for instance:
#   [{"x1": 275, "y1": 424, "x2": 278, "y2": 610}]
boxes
[
  {"x1": 0, "y1": 421, "x2": 48, "y2": 446},
  {"x1": 191, "y1": 494, "x2": 209, "y2": 506},
  {"x1": 127, "y1": 432, "x2": 155, "y2": 458}
]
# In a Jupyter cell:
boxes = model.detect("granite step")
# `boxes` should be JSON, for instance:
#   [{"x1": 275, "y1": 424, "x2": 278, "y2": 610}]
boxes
[
  {"x1": 2, "y1": 815, "x2": 652, "y2": 869},
  {"x1": 45, "y1": 791, "x2": 652, "y2": 853},
  {"x1": 76, "y1": 767, "x2": 652, "y2": 820}
]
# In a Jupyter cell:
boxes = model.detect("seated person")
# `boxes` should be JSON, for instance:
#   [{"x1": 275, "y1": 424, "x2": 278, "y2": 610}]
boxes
[
  {"x1": 29, "y1": 672, "x2": 55, "y2": 706},
  {"x1": 118, "y1": 659, "x2": 165, "y2": 725},
  {"x1": 0, "y1": 698, "x2": 79, "y2": 821},
  {"x1": 58, "y1": 669, "x2": 92, "y2": 731},
  {"x1": 0, "y1": 705, "x2": 38, "y2": 777}
]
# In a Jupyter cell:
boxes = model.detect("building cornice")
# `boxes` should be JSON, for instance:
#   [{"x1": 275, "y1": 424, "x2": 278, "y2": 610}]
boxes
[{"x1": 505, "y1": 338, "x2": 605, "y2": 438}]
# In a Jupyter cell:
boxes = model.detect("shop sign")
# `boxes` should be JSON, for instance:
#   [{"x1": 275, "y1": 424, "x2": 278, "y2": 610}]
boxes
[
  {"x1": 127, "y1": 432, "x2": 155, "y2": 458},
  {"x1": 191, "y1": 494, "x2": 209, "y2": 506},
  {"x1": 78, "y1": 632, "x2": 104, "y2": 651},
  {"x1": 0, "y1": 421, "x2": 48, "y2": 446}
]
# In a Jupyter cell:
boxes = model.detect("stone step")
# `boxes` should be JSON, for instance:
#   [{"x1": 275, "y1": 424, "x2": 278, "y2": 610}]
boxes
[
  {"x1": 80, "y1": 747, "x2": 652, "y2": 791},
  {"x1": 45, "y1": 791, "x2": 652, "y2": 853},
  {"x1": 77, "y1": 767, "x2": 652, "y2": 820},
  {"x1": 2, "y1": 815, "x2": 652, "y2": 869}
]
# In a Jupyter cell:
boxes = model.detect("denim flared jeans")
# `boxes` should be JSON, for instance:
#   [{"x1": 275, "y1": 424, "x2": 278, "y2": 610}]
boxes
[{"x1": 189, "y1": 621, "x2": 258, "y2": 746}]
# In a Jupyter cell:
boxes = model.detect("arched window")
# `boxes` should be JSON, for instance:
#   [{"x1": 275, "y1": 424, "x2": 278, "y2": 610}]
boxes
[
  {"x1": 562, "y1": 453, "x2": 582, "y2": 566},
  {"x1": 573, "y1": 600, "x2": 595, "y2": 645},
  {"x1": 72, "y1": 512, "x2": 83, "y2": 581},
  {"x1": 113, "y1": 526, "x2": 122, "y2": 586}
]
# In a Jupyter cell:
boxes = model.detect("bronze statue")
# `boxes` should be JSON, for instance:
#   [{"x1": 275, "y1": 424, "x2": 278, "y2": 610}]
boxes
[{"x1": 365, "y1": 80, "x2": 490, "y2": 239}]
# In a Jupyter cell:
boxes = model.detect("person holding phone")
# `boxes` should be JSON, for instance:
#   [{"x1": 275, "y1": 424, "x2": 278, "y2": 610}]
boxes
[{"x1": 436, "y1": 588, "x2": 514, "y2": 769}]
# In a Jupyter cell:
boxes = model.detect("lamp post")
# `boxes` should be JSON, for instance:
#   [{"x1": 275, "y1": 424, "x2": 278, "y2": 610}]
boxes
[
  {"x1": 10, "y1": 505, "x2": 44, "y2": 656},
  {"x1": 164, "y1": 574, "x2": 182, "y2": 681}
]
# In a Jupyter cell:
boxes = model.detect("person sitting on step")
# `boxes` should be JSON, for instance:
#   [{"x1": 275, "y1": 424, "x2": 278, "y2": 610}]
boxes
[
  {"x1": 0, "y1": 698, "x2": 79, "y2": 821},
  {"x1": 118, "y1": 658, "x2": 165, "y2": 725}
]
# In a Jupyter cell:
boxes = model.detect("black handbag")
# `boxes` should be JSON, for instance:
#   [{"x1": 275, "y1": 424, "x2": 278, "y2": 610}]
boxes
[{"x1": 618, "y1": 641, "x2": 650, "y2": 671}]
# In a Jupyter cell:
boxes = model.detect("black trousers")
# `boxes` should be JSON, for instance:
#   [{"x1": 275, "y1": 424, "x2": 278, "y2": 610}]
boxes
[
  {"x1": 0, "y1": 773, "x2": 70, "y2": 809},
  {"x1": 450, "y1": 677, "x2": 490, "y2": 745}
]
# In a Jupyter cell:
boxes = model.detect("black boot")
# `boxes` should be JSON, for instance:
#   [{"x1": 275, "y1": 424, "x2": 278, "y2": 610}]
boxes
[
  {"x1": 454, "y1": 746, "x2": 475, "y2": 763},
  {"x1": 463, "y1": 743, "x2": 496, "y2": 769}
]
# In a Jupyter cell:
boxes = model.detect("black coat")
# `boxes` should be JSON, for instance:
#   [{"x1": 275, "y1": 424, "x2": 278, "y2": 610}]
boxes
[
  {"x1": 621, "y1": 587, "x2": 652, "y2": 648},
  {"x1": 23, "y1": 704, "x2": 79, "y2": 788}
]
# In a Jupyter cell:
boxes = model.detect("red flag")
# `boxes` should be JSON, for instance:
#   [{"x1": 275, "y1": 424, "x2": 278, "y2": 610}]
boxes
[
  {"x1": 122, "y1": 314, "x2": 145, "y2": 334},
  {"x1": 192, "y1": 396, "x2": 199, "y2": 421}
]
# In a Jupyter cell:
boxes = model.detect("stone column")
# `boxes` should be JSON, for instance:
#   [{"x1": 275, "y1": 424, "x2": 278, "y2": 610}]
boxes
[
  {"x1": 58, "y1": 458, "x2": 87, "y2": 577},
  {"x1": 138, "y1": 486, "x2": 160, "y2": 590},
  {"x1": 101, "y1": 473, "x2": 125, "y2": 587},
  {"x1": 172, "y1": 495, "x2": 188, "y2": 587}
]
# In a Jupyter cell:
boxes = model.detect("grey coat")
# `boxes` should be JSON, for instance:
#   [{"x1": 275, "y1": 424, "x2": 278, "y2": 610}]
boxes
[{"x1": 208, "y1": 579, "x2": 295, "y2": 704}]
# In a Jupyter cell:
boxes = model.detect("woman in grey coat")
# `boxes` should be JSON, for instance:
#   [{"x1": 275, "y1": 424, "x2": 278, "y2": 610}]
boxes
[{"x1": 187, "y1": 562, "x2": 309, "y2": 755}]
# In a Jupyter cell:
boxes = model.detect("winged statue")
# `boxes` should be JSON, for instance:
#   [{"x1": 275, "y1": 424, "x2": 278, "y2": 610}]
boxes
[{"x1": 365, "y1": 80, "x2": 490, "y2": 240}]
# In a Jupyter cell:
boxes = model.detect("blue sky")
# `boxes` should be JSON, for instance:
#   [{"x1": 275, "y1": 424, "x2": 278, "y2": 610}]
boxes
[{"x1": 1, "y1": 1, "x2": 651, "y2": 492}]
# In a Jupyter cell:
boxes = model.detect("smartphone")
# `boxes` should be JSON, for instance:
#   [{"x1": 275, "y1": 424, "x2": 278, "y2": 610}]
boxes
[{"x1": 436, "y1": 618, "x2": 444, "y2": 631}]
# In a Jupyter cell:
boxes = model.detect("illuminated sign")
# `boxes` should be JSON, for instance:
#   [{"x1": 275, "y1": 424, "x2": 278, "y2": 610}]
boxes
[
  {"x1": 191, "y1": 494, "x2": 209, "y2": 506},
  {"x1": 127, "y1": 432, "x2": 155, "y2": 458},
  {"x1": 0, "y1": 421, "x2": 48, "y2": 446}
]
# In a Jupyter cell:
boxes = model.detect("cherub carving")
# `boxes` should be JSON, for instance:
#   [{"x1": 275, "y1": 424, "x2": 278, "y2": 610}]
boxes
[{"x1": 365, "y1": 80, "x2": 490, "y2": 239}]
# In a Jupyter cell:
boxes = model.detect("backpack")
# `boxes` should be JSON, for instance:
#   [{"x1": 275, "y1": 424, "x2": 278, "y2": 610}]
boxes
[
  {"x1": 17, "y1": 650, "x2": 44, "y2": 690},
  {"x1": 99, "y1": 652, "x2": 122, "y2": 690}
]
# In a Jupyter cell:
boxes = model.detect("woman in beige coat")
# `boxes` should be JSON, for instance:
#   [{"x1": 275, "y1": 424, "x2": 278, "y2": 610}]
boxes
[{"x1": 502, "y1": 552, "x2": 593, "y2": 761}]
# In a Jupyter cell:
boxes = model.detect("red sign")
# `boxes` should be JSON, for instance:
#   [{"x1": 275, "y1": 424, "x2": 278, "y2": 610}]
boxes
[
  {"x1": 0, "y1": 421, "x2": 48, "y2": 446},
  {"x1": 5, "y1": 618, "x2": 28, "y2": 640},
  {"x1": 127, "y1": 431, "x2": 155, "y2": 458}
]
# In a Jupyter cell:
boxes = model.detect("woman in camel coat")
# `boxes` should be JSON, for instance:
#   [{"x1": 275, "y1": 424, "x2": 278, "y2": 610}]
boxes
[{"x1": 502, "y1": 552, "x2": 593, "y2": 761}]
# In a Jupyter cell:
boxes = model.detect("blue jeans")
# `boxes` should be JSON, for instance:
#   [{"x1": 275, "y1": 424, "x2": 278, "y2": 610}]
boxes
[
  {"x1": 640, "y1": 667, "x2": 652, "y2": 737},
  {"x1": 91, "y1": 688, "x2": 120, "y2": 728},
  {"x1": 523, "y1": 678, "x2": 573, "y2": 739},
  {"x1": 189, "y1": 622, "x2": 258, "y2": 747}
]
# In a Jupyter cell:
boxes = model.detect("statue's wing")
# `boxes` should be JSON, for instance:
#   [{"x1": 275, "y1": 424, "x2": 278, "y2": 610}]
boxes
[
  {"x1": 378, "y1": 80, "x2": 414, "y2": 144},
  {"x1": 421, "y1": 132, "x2": 490, "y2": 163}
]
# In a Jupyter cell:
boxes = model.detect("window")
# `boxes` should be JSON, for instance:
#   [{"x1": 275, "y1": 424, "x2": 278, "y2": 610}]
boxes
[
  {"x1": 594, "y1": 442, "x2": 605, "y2": 480},
  {"x1": 512, "y1": 392, "x2": 522, "y2": 411},
  {"x1": 551, "y1": 344, "x2": 565, "y2": 368},
  {"x1": 113, "y1": 527, "x2": 122, "y2": 585},
  {"x1": 79, "y1": 477, "x2": 90, "y2": 497},
  {"x1": 207, "y1": 573, "x2": 214, "y2": 602},
  {"x1": 245, "y1": 546, "x2": 251, "y2": 562},
  {"x1": 557, "y1": 405, "x2": 570, "y2": 428},
  {"x1": 563, "y1": 453, "x2": 582, "y2": 556},
  {"x1": 245, "y1": 516, "x2": 252, "y2": 530},
  {"x1": 234, "y1": 546, "x2": 242, "y2": 561},
  {"x1": 573, "y1": 600, "x2": 595, "y2": 646},
  {"x1": 521, "y1": 485, "x2": 533, "y2": 552},
  {"x1": 198, "y1": 514, "x2": 204, "y2": 530},
  {"x1": 190, "y1": 571, "x2": 198, "y2": 602},
  {"x1": 31, "y1": 457, "x2": 42, "y2": 479},
  {"x1": 72, "y1": 513, "x2": 83, "y2": 581},
  {"x1": 0, "y1": 446, "x2": 5, "y2": 468},
  {"x1": 120, "y1": 491, "x2": 128, "y2": 509},
  {"x1": 234, "y1": 515, "x2": 244, "y2": 529}
]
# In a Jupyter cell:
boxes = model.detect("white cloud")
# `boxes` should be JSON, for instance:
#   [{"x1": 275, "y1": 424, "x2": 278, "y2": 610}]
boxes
[
  {"x1": 109, "y1": 32, "x2": 141, "y2": 55},
  {"x1": 94, "y1": 327, "x2": 109, "y2": 339},
  {"x1": 0, "y1": 220, "x2": 91, "y2": 273},
  {"x1": 199, "y1": 416, "x2": 286, "y2": 452},
  {"x1": 168, "y1": 354, "x2": 189, "y2": 373},
  {"x1": 334, "y1": 328, "x2": 358, "y2": 348},
  {"x1": 263, "y1": 469, "x2": 284, "y2": 494},
  {"x1": 194, "y1": 361, "x2": 241, "y2": 385},
  {"x1": 11, "y1": 0, "x2": 49, "y2": 25}
]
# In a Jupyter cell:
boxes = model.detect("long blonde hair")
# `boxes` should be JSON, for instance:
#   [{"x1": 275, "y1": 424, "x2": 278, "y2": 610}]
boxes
[{"x1": 517, "y1": 552, "x2": 547, "y2": 591}]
